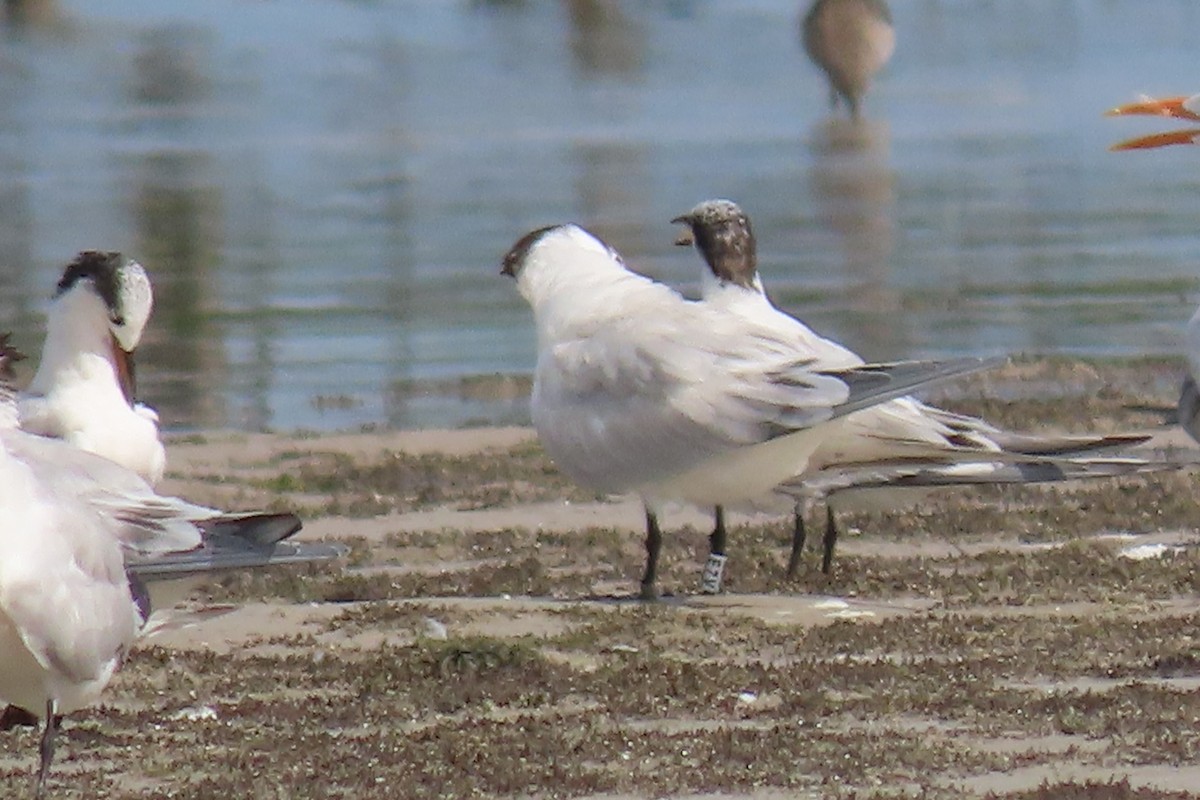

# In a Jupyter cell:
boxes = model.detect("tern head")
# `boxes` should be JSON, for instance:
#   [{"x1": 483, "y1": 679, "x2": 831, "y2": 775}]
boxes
[
  {"x1": 51, "y1": 252, "x2": 152, "y2": 406},
  {"x1": 501, "y1": 223, "x2": 631, "y2": 306},
  {"x1": 671, "y1": 199, "x2": 758, "y2": 290},
  {"x1": 55, "y1": 252, "x2": 154, "y2": 352},
  {"x1": 500, "y1": 224, "x2": 561, "y2": 281}
]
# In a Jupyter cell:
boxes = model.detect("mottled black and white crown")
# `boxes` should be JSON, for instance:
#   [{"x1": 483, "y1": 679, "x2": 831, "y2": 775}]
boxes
[
  {"x1": 671, "y1": 199, "x2": 758, "y2": 290},
  {"x1": 56, "y1": 251, "x2": 153, "y2": 351}
]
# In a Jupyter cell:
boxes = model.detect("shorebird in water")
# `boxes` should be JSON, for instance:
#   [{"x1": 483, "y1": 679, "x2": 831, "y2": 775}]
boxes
[{"x1": 802, "y1": 0, "x2": 895, "y2": 120}]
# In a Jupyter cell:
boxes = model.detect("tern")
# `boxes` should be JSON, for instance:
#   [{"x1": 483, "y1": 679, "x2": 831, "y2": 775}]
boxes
[
  {"x1": 19, "y1": 251, "x2": 166, "y2": 485},
  {"x1": 672, "y1": 198, "x2": 1170, "y2": 578},
  {"x1": 501, "y1": 222, "x2": 1000, "y2": 599},
  {"x1": 0, "y1": 335, "x2": 342, "y2": 798},
  {"x1": 801, "y1": 0, "x2": 895, "y2": 120}
]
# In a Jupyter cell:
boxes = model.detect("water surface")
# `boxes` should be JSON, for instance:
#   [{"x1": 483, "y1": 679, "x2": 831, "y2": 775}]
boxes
[{"x1": 2, "y1": 0, "x2": 1198, "y2": 431}]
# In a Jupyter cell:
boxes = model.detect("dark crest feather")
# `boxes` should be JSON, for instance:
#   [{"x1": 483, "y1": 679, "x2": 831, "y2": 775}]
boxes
[
  {"x1": 501, "y1": 225, "x2": 559, "y2": 278},
  {"x1": 56, "y1": 251, "x2": 128, "y2": 324}
]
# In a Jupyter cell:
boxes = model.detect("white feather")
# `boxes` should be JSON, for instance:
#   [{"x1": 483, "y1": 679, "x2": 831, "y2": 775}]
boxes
[
  {"x1": 19, "y1": 260, "x2": 165, "y2": 485},
  {"x1": 509, "y1": 224, "x2": 990, "y2": 511}
]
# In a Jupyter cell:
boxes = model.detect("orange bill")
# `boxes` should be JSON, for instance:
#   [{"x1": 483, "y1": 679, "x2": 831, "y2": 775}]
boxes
[
  {"x1": 1106, "y1": 95, "x2": 1200, "y2": 121},
  {"x1": 1110, "y1": 129, "x2": 1200, "y2": 151}
]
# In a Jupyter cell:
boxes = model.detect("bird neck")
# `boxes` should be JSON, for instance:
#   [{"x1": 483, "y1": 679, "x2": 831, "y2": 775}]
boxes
[
  {"x1": 700, "y1": 265, "x2": 768, "y2": 306},
  {"x1": 28, "y1": 291, "x2": 123, "y2": 398}
]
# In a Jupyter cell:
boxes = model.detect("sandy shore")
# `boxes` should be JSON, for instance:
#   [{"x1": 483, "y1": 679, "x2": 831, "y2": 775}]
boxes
[{"x1": 4, "y1": 357, "x2": 1200, "y2": 799}]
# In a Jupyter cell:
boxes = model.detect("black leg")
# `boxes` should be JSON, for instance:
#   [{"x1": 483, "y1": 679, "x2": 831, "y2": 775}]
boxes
[
  {"x1": 786, "y1": 504, "x2": 807, "y2": 578},
  {"x1": 709, "y1": 506, "x2": 727, "y2": 557},
  {"x1": 35, "y1": 699, "x2": 56, "y2": 800},
  {"x1": 701, "y1": 506, "x2": 730, "y2": 594},
  {"x1": 821, "y1": 504, "x2": 840, "y2": 575},
  {"x1": 640, "y1": 509, "x2": 663, "y2": 601}
]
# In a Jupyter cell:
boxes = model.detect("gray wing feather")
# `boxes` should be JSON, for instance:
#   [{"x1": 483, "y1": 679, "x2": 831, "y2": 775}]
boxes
[
  {"x1": 985, "y1": 429, "x2": 1152, "y2": 456},
  {"x1": 819, "y1": 357, "x2": 1006, "y2": 422},
  {"x1": 783, "y1": 452, "x2": 1197, "y2": 500},
  {"x1": 127, "y1": 539, "x2": 345, "y2": 580},
  {"x1": 2, "y1": 428, "x2": 331, "y2": 569},
  {"x1": 197, "y1": 513, "x2": 303, "y2": 546},
  {"x1": 6, "y1": 432, "x2": 205, "y2": 553},
  {"x1": 127, "y1": 511, "x2": 343, "y2": 580}
]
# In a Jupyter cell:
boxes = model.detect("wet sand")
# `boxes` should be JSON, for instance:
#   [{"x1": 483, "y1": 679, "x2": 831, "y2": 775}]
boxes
[{"x1": 4, "y1": 357, "x2": 1200, "y2": 799}]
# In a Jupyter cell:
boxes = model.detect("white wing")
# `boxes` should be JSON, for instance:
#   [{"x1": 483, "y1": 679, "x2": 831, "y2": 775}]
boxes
[
  {"x1": 533, "y1": 302, "x2": 846, "y2": 492},
  {"x1": 5, "y1": 430, "x2": 204, "y2": 555},
  {"x1": 0, "y1": 441, "x2": 140, "y2": 713},
  {"x1": 533, "y1": 288, "x2": 993, "y2": 493}
]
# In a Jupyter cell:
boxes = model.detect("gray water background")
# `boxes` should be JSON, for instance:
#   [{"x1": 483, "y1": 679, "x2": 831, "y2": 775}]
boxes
[{"x1": 2, "y1": 0, "x2": 1199, "y2": 432}]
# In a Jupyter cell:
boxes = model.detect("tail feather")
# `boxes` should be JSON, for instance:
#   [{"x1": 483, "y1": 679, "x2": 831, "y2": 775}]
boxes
[
  {"x1": 878, "y1": 456, "x2": 1188, "y2": 488},
  {"x1": 989, "y1": 430, "x2": 1153, "y2": 456},
  {"x1": 197, "y1": 512, "x2": 304, "y2": 546},
  {"x1": 782, "y1": 450, "x2": 1200, "y2": 500},
  {"x1": 127, "y1": 537, "x2": 346, "y2": 581},
  {"x1": 128, "y1": 510, "x2": 343, "y2": 581}
]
